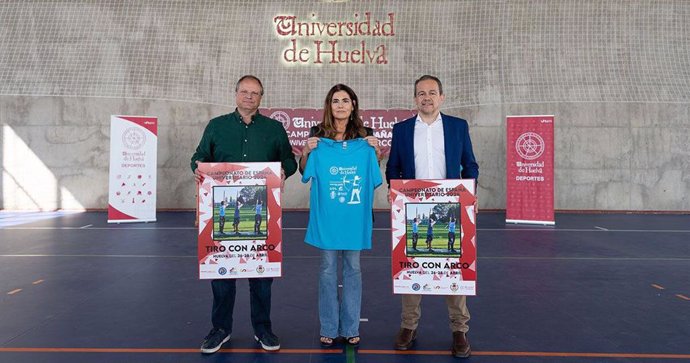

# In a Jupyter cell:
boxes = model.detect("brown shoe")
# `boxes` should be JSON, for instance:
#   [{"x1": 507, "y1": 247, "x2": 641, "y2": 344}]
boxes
[
  {"x1": 451, "y1": 331, "x2": 471, "y2": 358},
  {"x1": 394, "y1": 328, "x2": 417, "y2": 350}
]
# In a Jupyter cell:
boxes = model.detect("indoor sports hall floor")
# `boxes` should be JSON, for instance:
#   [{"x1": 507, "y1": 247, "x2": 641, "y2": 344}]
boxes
[{"x1": 0, "y1": 211, "x2": 689, "y2": 362}]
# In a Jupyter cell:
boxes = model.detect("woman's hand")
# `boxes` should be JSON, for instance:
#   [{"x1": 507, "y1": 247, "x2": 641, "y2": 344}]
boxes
[
  {"x1": 302, "y1": 137, "x2": 320, "y2": 155},
  {"x1": 364, "y1": 136, "x2": 382, "y2": 160},
  {"x1": 299, "y1": 137, "x2": 320, "y2": 173}
]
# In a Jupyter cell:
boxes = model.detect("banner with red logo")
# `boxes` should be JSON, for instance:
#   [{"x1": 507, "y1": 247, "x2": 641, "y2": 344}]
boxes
[
  {"x1": 108, "y1": 115, "x2": 157, "y2": 223},
  {"x1": 390, "y1": 179, "x2": 477, "y2": 295},
  {"x1": 260, "y1": 108, "x2": 415, "y2": 156},
  {"x1": 506, "y1": 115, "x2": 555, "y2": 225},
  {"x1": 196, "y1": 162, "x2": 282, "y2": 279}
]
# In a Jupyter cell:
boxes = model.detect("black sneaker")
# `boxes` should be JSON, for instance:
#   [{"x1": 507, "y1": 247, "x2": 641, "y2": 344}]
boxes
[
  {"x1": 200, "y1": 328, "x2": 230, "y2": 354},
  {"x1": 254, "y1": 331, "x2": 280, "y2": 351}
]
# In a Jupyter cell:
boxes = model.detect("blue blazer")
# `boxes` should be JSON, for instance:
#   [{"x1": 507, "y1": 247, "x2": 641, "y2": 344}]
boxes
[{"x1": 385, "y1": 113, "x2": 479, "y2": 185}]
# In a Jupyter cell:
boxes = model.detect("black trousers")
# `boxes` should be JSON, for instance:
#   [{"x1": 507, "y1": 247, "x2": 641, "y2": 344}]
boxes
[{"x1": 211, "y1": 278, "x2": 273, "y2": 336}]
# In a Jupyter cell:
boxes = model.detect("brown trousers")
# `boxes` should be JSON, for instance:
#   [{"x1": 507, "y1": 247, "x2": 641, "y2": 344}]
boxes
[{"x1": 401, "y1": 294, "x2": 470, "y2": 333}]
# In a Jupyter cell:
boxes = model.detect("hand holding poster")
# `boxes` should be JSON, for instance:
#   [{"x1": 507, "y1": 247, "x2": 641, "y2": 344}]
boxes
[
  {"x1": 197, "y1": 162, "x2": 282, "y2": 279},
  {"x1": 390, "y1": 179, "x2": 477, "y2": 295}
]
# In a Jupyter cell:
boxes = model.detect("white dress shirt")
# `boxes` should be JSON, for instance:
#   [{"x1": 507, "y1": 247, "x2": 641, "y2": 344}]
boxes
[{"x1": 413, "y1": 113, "x2": 446, "y2": 179}]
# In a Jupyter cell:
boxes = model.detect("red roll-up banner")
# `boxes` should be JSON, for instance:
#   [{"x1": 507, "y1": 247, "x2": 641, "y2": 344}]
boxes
[{"x1": 506, "y1": 115, "x2": 555, "y2": 225}]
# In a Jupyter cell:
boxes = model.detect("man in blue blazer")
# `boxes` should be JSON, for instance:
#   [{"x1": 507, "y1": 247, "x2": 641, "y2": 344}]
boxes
[{"x1": 386, "y1": 75, "x2": 478, "y2": 358}]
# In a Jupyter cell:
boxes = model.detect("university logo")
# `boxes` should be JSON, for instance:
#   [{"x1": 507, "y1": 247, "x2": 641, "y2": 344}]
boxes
[
  {"x1": 270, "y1": 111, "x2": 291, "y2": 130},
  {"x1": 122, "y1": 127, "x2": 146, "y2": 150},
  {"x1": 515, "y1": 132, "x2": 545, "y2": 160},
  {"x1": 411, "y1": 283, "x2": 420, "y2": 291},
  {"x1": 218, "y1": 267, "x2": 227, "y2": 275},
  {"x1": 256, "y1": 265, "x2": 265, "y2": 274},
  {"x1": 450, "y1": 283, "x2": 459, "y2": 292}
]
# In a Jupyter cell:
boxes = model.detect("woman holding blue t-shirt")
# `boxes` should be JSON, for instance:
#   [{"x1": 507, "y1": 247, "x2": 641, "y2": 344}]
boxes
[{"x1": 300, "y1": 84, "x2": 382, "y2": 348}]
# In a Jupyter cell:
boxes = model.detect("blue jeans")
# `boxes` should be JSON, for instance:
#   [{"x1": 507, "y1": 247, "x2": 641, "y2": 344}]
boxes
[
  {"x1": 319, "y1": 250, "x2": 362, "y2": 338},
  {"x1": 211, "y1": 278, "x2": 273, "y2": 336}
]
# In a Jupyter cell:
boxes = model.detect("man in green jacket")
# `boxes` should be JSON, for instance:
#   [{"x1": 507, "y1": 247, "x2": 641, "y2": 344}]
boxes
[{"x1": 191, "y1": 75, "x2": 297, "y2": 354}]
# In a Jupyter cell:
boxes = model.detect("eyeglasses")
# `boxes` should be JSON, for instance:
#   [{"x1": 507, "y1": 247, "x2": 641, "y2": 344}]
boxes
[{"x1": 238, "y1": 90, "x2": 262, "y2": 98}]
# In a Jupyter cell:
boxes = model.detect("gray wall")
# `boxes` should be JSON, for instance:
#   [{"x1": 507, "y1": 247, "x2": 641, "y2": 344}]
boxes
[{"x1": 1, "y1": 1, "x2": 689, "y2": 211}]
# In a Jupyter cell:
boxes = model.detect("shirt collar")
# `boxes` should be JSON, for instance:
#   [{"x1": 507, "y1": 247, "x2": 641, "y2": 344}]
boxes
[
  {"x1": 233, "y1": 108, "x2": 259, "y2": 125},
  {"x1": 415, "y1": 112, "x2": 443, "y2": 125},
  {"x1": 318, "y1": 137, "x2": 365, "y2": 150}
]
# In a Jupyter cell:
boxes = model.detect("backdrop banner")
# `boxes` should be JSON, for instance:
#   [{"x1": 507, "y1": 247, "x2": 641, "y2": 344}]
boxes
[
  {"x1": 197, "y1": 162, "x2": 282, "y2": 279},
  {"x1": 506, "y1": 115, "x2": 555, "y2": 225},
  {"x1": 390, "y1": 179, "x2": 477, "y2": 295},
  {"x1": 107, "y1": 115, "x2": 157, "y2": 223},
  {"x1": 261, "y1": 108, "x2": 415, "y2": 155}
]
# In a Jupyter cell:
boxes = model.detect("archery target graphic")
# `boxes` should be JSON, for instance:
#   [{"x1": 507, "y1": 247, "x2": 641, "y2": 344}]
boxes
[{"x1": 515, "y1": 132, "x2": 545, "y2": 160}]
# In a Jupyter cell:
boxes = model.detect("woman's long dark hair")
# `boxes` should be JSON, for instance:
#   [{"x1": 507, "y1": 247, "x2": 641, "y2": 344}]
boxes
[{"x1": 314, "y1": 84, "x2": 366, "y2": 140}]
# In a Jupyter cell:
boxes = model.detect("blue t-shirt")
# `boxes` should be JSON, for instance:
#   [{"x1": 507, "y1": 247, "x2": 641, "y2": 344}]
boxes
[
  {"x1": 427, "y1": 221, "x2": 434, "y2": 235},
  {"x1": 448, "y1": 221, "x2": 456, "y2": 233},
  {"x1": 412, "y1": 221, "x2": 418, "y2": 233},
  {"x1": 219, "y1": 204, "x2": 226, "y2": 217},
  {"x1": 302, "y1": 138, "x2": 382, "y2": 250},
  {"x1": 256, "y1": 203, "x2": 262, "y2": 215}
]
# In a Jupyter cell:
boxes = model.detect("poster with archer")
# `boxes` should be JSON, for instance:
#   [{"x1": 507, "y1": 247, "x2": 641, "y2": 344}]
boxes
[
  {"x1": 196, "y1": 162, "x2": 282, "y2": 279},
  {"x1": 390, "y1": 179, "x2": 477, "y2": 295}
]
